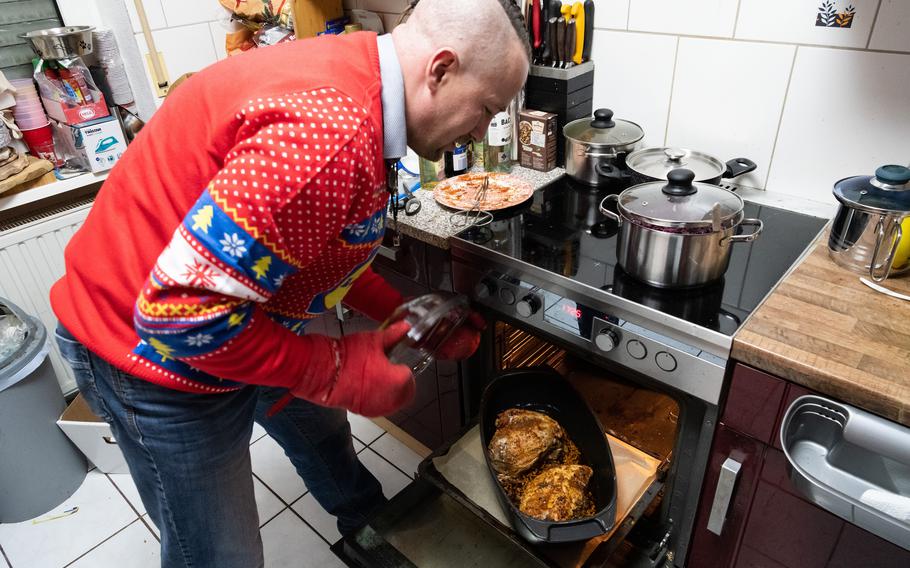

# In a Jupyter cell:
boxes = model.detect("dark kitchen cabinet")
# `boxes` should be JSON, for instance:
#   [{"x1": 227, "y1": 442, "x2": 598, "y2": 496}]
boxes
[{"x1": 688, "y1": 364, "x2": 910, "y2": 567}]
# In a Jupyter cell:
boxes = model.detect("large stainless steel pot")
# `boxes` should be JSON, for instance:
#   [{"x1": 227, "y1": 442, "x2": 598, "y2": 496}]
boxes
[
  {"x1": 599, "y1": 169, "x2": 763, "y2": 288},
  {"x1": 828, "y1": 165, "x2": 910, "y2": 281},
  {"x1": 625, "y1": 147, "x2": 756, "y2": 186},
  {"x1": 564, "y1": 108, "x2": 643, "y2": 189}
]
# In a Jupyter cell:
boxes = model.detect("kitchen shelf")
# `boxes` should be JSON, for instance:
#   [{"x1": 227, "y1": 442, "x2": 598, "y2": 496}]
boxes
[{"x1": 0, "y1": 171, "x2": 107, "y2": 213}]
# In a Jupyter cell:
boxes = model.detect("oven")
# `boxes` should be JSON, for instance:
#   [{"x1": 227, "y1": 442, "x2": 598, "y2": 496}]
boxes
[{"x1": 335, "y1": 177, "x2": 828, "y2": 567}]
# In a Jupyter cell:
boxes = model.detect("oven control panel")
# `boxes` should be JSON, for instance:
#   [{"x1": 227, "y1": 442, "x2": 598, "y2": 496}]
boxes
[{"x1": 467, "y1": 271, "x2": 726, "y2": 404}]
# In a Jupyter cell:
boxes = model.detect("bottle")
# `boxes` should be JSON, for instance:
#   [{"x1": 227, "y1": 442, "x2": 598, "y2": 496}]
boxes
[
  {"x1": 418, "y1": 156, "x2": 445, "y2": 191},
  {"x1": 484, "y1": 110, "x2": 512, "y2": 173},
  {"x1": 444, "y1": 141, "x2": 469, "y2": 177},
  {"x1": 473, "y1": 139, "x2": 484, "y2": 168}
]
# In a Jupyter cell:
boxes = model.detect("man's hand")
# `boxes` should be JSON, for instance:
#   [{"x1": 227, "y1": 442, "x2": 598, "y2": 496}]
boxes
[
  {"x1": 436, "y1": 311, "x2": 486, "y2": 361},
  {"x1": 292, "y1": 322, "x2": 415, "y2": 417}
]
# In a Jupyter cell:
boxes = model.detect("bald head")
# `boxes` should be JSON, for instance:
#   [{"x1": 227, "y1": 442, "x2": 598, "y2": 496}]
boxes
[{"x1": 391, "y1": 0, "x2": 531, "y2": 159}]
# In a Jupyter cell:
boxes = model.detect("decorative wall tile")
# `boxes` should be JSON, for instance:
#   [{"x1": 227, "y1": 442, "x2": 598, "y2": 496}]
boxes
[
  {"x1": 593, "y1": 0, "x2": 630, "y2": 30},
  {"x1": 628, "y1": 0, "x2": 739, "y2": 38},
  {"x1": 736, "y1": 0, "x2": 878, "y2": 49},
  {"x1": 766, "y1": 47, "x2": 910, "y2": 202},
  {"x1": 868, "y1": 0, "x2": 910, "y2": 52},
  {"x1": 665, "y1": 38, "x2": 795, "y2": 188},
  {"x1": 590, "y1": 30, "x2": 677, "y2": 147}
]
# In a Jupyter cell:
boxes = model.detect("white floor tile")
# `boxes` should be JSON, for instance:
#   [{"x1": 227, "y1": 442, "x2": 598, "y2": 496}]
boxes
[
  {"x1": 260, "y1": 510, "x2": 346, "y2": 568},
  {"x1": 353, "y1": 437, "x2": 366, "y2": 453},
  {"x1": 253, "y1": 478, "x2": 286, "y2": 526},
  {"x1": 347, "y1": 412, "x2": 385, "y2": 445},
  {"x1": 370, "y1": 434, "x2": 422, "y2": 479},
  {"x1": 250, "y1": 436, "x2": 307, "y2": 503},
  {"x1": 250, "y1": 422, "x2": 267, "y2": 444},
  {"x1": 358, "y1": 449, "x2": 411, "y2": 499},
  {"x1": 68, "y1": 519, "x2": 159, "y2": 567},
  {"x1": 108, "y1": 473, "x2": 145, "y2": 515},
  {"x1": 141, "y1": 514, "x2": 159, "y2": 539},
  {"x1": 0, "y1": 472, "x2": 136, "y2": 568},
  {"x1": 291, "y1": 493, "x2": 341, "y2": 544}
]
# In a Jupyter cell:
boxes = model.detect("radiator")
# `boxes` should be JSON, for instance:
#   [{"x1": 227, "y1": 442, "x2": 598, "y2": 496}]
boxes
[{"x1": 0, "y1": 198, "x2": 94, "y2": 394}]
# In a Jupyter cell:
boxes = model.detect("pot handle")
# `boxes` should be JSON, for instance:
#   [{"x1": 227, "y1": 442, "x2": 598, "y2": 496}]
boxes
[
  {"x1": 599, "y1": 193, "x2": 622, "y2": 226},
  {"x1": 723, "y1": 219, "x2": 763, "y2": 244},
  {"x1": 594, "y1": 161, "x2": 631, "y2": 183},
  {"x1": 584, "y1": 149, "x2": 618, "y2": 159},
  {"x1": 870, "y1": 216, "x2": 901, "y2": 282},
  {"x1": 722, "y1": 158, "x2": 757, "y2": 179}
]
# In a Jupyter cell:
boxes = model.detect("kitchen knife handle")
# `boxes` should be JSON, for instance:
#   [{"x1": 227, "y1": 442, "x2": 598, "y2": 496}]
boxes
[
  {"x1": 571, "y1": 2, "x2": 584, "y2": 65},
  {"x1": 583, "y1": 0, "x2": 595, "y2": 61},
  {"x1": 564, "y1": 18, "x2": 576, "y2": 68},
  {"x1": 546, "y1": 17, "x2": 557, "y2": 66},
  {"x1": 555, "y1": 16, "x2": 566, "y2": 67}
]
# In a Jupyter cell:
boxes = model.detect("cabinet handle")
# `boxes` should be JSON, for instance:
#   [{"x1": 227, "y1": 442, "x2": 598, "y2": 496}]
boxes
[
  {"x1": 706, "y1": 457, "x2": 742, "y2": 535},
  {"x1": 378, "y1": 245, "x2": 399, "y2": 261}
]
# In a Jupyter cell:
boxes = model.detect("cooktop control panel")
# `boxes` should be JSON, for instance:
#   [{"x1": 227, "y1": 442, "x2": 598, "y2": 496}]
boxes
[{"x1": 469, "y1": 270, "x2": 726, "y2": 405}]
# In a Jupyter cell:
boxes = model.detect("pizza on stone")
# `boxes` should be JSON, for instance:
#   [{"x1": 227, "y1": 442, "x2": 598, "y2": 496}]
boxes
[{"x1": 434, "y1": 172, "x2": 534, "y2": 211}]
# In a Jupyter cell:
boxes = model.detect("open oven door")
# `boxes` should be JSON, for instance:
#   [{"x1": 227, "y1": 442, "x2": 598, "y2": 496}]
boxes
[{"x1": 333, "y1": 421, "x2": 666, "y2": 568}]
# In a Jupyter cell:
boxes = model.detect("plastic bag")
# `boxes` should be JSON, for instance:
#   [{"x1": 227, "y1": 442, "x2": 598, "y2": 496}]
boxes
[{"x1": 0, "y1": 313, "x2": 28, "y2": 363}]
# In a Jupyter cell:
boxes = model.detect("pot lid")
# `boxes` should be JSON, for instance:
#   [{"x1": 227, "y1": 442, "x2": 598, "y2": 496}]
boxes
[
  {"x1": 833, "y1": 165, "x2": 910, "y2": 215},
  {"x1": 563, "y1": 108, "x2": 644, "y2": 147},
  {"x1": 626, "y1": 147, "x2": 726, "y2": 181},
  {"x1": 619, "y1": 169, "x2": 744, "y2": 230}
]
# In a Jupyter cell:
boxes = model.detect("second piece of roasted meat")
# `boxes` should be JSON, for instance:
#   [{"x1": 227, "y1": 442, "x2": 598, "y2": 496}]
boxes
[
  {"x1": 488, "y1": 408, "x2": 566, "y2": 478},
  {"x1": 518, "y1": 464, "x2": 594, "y2": 521}
]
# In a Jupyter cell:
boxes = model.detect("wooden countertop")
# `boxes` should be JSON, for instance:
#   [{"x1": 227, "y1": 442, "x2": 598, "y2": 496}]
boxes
[{"x1": 733, "y1": 234, "x2": 910, "y2": 427}]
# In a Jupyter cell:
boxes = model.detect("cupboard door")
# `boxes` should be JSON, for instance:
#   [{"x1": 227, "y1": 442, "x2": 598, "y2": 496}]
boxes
[
  {"x1": 724, "y1": 364, "x2": 787, "y2": 445},
  {"x1": 688, "y1": 425, "x2": 765, "y2": 568}
]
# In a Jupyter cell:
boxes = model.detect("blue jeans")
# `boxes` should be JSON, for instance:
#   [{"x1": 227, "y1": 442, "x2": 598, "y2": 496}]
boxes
[{"x1": 55, "y1": 326, "x2": 385, "y2": 568}]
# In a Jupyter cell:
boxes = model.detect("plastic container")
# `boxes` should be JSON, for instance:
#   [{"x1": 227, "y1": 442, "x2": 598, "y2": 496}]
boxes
[
  {"x1": 383, "y1": 293, "x2": 471, "y2": 374},
  {"x1": 0, "y1": 298, "x2": 87, "y2": 522},
  {"x1": 20, "y1": 124, "x2": 60, "y2": 164}
]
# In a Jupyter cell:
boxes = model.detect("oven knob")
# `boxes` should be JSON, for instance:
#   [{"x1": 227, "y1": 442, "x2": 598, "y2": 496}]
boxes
[
  {"x1": 499, "y1": 288, "x2": 516, "y2": 305},
  {"x1": 655, "y1": 351, "x2": 678, "y2": 372},
  {"x1": 594, "y1": 329, "x2": 619, "y2": 352},
  {"x1": 474, "y1": 279, "x2": 496, "y2": 300},
  {"x1": 626, "y1": 339, "x2": 647, "y2": 360},
  {"x1": 516, "y1": 294, "x2": 542, "y2": 317}
]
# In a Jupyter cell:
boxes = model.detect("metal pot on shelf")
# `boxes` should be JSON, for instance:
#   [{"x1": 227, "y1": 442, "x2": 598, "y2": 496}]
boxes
[
  {"x1": 564, "y1": 108, "x2": 644, "y2": 190},
  {"x1": 828, "y1": 164, "x2": 910, "y2": 282},
  {"x1": 599, "y1": 169, "x2": 763, "y2": 288},
  {"x1": 625, "y1": 146, "x2": 756, "y2": 186}
]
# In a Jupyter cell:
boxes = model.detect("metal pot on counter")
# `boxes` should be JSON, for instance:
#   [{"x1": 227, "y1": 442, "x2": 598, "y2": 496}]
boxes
[
  {"x1": 828, "y1": 164, "x2": 910, "y2": 282},
  {"x1": 625, "y1": 146, "x2": 756, "y2": 186},
  {"x1": 599, "y1": 169, "x2": 763, "y2": 288},
  {"x1": 564, "y1": 108, "x2": 644, "y2": 189}
]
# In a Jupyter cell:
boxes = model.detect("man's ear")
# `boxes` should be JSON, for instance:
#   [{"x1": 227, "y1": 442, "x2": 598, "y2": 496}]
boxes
[{"x1": 426, "y1": 48, "x2": 459, "y2": 94}]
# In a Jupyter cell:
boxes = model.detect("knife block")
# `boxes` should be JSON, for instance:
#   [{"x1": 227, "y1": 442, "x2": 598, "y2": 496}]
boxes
[{"x1": 524, "y1": 62, "x2": 594, "y2": 167}]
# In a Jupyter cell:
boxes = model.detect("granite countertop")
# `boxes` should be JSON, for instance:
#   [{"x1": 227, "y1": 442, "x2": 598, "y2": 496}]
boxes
[
  {"x1": 733, "y1": 234, "x2": 910, "y2": 427},
  {"x1": 391, "y1": 165, "x2": 565, "y2": 249}
]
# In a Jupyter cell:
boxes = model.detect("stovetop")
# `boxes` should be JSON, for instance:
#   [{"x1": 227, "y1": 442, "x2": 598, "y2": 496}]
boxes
[{"x1": 454, "y1": 176, "x2": 828, "y2": 338}]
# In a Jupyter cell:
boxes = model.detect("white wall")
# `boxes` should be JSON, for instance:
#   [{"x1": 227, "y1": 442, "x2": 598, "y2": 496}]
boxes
[{"x1": 588, "y1": 0, "x2": 910, "y2": 204}]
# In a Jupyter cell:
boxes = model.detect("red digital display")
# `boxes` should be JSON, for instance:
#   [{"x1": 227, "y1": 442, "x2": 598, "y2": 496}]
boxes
[{"x1": 562, "y1": 303, "x2": 582, "y2": 319}]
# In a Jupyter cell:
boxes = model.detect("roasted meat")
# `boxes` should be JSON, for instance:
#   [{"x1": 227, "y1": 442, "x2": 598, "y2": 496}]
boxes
[
  {"x1": 488, "y1": 409, "x2": 565, "y2": 478},
  {"x1": 518, "y1": 465, "x2": 594, "y2": 521}
]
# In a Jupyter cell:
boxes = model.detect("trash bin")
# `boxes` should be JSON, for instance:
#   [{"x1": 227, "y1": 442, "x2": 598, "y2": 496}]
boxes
[{"x1": 0, "y1": 298, "x2": 86, "y2": 522}]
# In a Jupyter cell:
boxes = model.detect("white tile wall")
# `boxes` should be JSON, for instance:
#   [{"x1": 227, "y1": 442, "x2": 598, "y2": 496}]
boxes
[
  {"x1": 868, "y1": 0, "x2": 910, "y2": 52},
  {"x1": 209, "y1": 20, "x2": 230, "y2": 61},
  {"x1": 767, "y1": 47, "x2": 910, "y2": 202},
  {"x1": 590, "y1": 30, "x2": 678, "y2": 147},
  {"x1": 628, "y1": 0, "x2": 739, "y2": 38},
  {"x1": 736, "y1": 0, "x2": 879, "y2": 49},
  {"x1": 160, "y1": 0, "x2": 228, "y2": 28},
  {"x1": 665, "y1": 38, "x2": 795, "y2": 188},
  {"x1": 125, "y1": 0, "x2": 167, "y2": 33},
  {"x1": 593, "y1": 0, "x2": 631, "y2": 30},
  {"x1": 133, "y1": 23, "x2": 219, "y2": 99}
]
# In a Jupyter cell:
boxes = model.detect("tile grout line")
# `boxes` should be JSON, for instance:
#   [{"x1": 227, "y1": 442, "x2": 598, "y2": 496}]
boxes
[
  {"x1": 625, "y1": 0, "x2": 631, "y2": 30},
  {"x1": 138, "y1": 515, "x2": 161, "y2": 543},
  {"x1": 106, "y1": 473, "x2": 145, "y2": 519},
  {"x1": 362, "y1": 444, "x2": 416, "y2": 481},
  {"x1": 0, "y1": 542, "x2": 11, "y2": 568},
  {"x1": 590, "y1": 26, "x2": 910, "y2": 56},
  {"x1": 864, "y1": 0, "x2": 884, "y2": 50},
  {"x1": 763, "y1": 45, "x2": 800, "y2": 192},
  {"x1": 61, "y1": 519, "x2": 141, "y2": 568},
  {"x1": 662, "y1": 36, "x2": 681, "y2": 147},
  {"x1": 285, "y1": 505, "x2": 336, "y2": 548}
]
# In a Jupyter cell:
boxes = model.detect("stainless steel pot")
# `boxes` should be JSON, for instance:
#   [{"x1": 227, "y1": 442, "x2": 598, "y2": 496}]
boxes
[
  {"x1": 599, "y1": 169, "x2": 763, "y2": 288},
  {"x1": 828, "y1": 165, "x2": 910, "y2": 281},
  {"x1": 20, "y1": 26, "x2": 94, "y2": 60},
  {"x1": 626, "y1": 147, "x2": 756, "y2": 186},
  {"x1": 564, "y1": 108, "x2": 644, "y2": 189}
]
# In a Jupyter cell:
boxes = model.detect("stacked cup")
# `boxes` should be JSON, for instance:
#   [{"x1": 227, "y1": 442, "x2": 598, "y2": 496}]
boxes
[
  {"x1": 93, "y1": 29, "x2": 133, "y2": 105},
  {"x1": 10, "y1": 78, "x2": 60, "y2": 166}
]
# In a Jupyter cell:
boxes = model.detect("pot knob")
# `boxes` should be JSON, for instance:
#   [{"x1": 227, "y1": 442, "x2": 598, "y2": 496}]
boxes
[
  {"x1": 474, "y1": 278, "x2": 497, "y2": 300},
  {"x1": 516, "y1": 294, "x2": 542, "y2": 317},
  {"x1": 590, "y1": 108, "x2": 615, "y2": 129},
  {"x1": 662, "y1": 168, "x2": 698, "y2": 197},
  {"x1": 875, "y1": 165, "x2": 910, "y2": 186},
  {"x1": 594, "y1": 328, "x2": 619, "y2": 352}
]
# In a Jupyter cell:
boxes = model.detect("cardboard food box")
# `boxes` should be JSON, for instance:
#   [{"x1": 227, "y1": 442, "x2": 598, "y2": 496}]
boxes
[
  {"x1": 57, "y1": 393, "x2": 129, "y2": 474},
  {"x1": 518, "y1": 109, "x2": 558, "y2": 172},
  {"x1": 41, "y1": 90, "x2": 110, "y2": 125},
  {"x1": 54, "y1": 116, "x2": 127, "y2": 173}
]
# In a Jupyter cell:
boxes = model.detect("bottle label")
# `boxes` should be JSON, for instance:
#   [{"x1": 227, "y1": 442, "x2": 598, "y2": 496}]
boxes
[
  {"x1": 453, "y1": 151, "x2": 467, "y2": 171},
  {"x1": 488, "y1": 112, "x2": 512, "y2": 146}
]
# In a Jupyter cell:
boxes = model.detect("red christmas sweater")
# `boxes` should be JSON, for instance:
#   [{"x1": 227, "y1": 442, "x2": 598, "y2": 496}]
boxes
[{"x1": 50, "y1": 32, "x2": 403, "y2": 393}]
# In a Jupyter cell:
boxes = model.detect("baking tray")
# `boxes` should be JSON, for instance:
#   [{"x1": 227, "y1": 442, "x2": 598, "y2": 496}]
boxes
[{"x1": 780, "y1": 395, "x2": 910, "y2": 550}]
